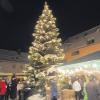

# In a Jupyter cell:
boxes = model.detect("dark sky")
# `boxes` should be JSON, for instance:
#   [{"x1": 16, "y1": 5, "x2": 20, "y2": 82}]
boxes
[{"x1": 0, "y1": 0, "x2": 100, "y2": 52}]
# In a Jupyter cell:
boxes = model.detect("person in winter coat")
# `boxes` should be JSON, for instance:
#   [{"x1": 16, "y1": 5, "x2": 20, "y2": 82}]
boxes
[
  {"x1": 72, "y1": 78, "x2": 81, "y2": 100},
  {"x1": 50, "y1": 79, "x2": 58, "y2": 100},
  {"x1": 0, "y1": 77, "x2": 7, "y2": 100},
  {"x1": 86, "y1": 76, "x2": 100, "y2": 100},
  {"x1": 83, "y1": 76, "x2": 89, "y2": 100},
  {"x1": 9, "y1": 74, "x2": 18, "y2": 100},
  {"x1": 5, "y1": 79, "x2": 10, "y2": 100}
]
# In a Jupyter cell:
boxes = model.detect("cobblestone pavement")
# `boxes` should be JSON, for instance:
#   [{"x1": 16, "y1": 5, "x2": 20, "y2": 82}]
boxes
[{"x1": 28, "y1": 94, "x2": 46, "y2": 100}]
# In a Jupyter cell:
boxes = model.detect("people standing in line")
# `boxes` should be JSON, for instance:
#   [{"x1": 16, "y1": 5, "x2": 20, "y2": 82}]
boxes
[
  {"x1": 72, "y1": 77, "x2": 81, "y2": 100},
  {"x1": 9, "y1": 73, "x2": 18, "y2": 100},
  {"x1": 86, "y1": 76, "x2": 100, "y2": 100},
  {"x1": 0, "y1": 77, "x2": 7, "y2": 100},
  {"x1": 50, "y1": 79, "x2": 58, "y2": 100}
]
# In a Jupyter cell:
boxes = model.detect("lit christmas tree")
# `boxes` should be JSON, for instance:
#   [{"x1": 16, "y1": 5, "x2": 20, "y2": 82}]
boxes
[
  {"x1": 28, "y1": 2, "x2": 64, "y2": 69},
  {"x1": 25, "y1": 2, "x2": 64, "y2": 86}
]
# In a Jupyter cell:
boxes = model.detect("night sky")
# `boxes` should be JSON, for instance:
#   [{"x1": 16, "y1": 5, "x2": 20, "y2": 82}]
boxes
[{"x1": 0, "y1": 0, "x2": 100, "y2": 52}]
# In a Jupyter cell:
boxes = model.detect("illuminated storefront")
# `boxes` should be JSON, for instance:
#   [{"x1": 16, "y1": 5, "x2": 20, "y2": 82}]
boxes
[{"x1": 59, "y1": 25, "x2": 100, "y2": 76}]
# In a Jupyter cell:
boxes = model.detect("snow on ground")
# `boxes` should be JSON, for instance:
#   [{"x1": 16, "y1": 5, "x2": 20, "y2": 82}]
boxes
[{"x1": 28, "y1": 94, "x2": 46, "y2": 100}]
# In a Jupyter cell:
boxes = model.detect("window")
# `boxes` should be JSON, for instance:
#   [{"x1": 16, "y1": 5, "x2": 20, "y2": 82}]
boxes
[
  {"x1": 87, "y1": 39, "x2": 95, "y2": 45},
  {"x1": 71, "y1": 50, "x2": 79, "y2": 56}
]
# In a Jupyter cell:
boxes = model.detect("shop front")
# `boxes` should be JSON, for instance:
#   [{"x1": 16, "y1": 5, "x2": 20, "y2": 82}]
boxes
[
  {"x1": 45, "y1": 51, "x2": 100, "y2": 100},
  {"x1": 58, "y1": 51, "x2": 100, "y2": 77}
]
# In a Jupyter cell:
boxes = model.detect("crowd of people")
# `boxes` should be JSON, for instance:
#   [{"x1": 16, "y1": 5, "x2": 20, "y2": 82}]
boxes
[
  {"x1": 0, "y1": 73, "x2": 32, "y2": 100},
  {"x1": 1, "y1": 72, "x2": 100, "y2": 100},
  {"x1": 72, "y1": 75, "x2": 100, "y2": 100},
  {"x1": 0, "y1": 73, "x2": 18, "y2": 100},
  {"x1": 45, "y1": 74, "x2": 100, "y2": 100}
]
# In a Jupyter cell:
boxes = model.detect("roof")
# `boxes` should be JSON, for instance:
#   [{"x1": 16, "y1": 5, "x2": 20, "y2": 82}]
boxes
[
  {"x1": 0, "y1": 49, "x2": 28, "y2": 63},
  {"x1": 65, "y1": 25, "x2": 100, "y2": 42}
]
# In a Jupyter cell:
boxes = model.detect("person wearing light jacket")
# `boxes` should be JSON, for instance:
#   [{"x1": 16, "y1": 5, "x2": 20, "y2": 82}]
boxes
[{"x1": 72, "y1": 78, "x2": 81, "y2": 100}]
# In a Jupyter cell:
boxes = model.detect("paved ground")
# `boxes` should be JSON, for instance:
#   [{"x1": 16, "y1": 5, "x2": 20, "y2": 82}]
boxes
[{"x1": 28, "y1": 94, "x2": 46, "y2": 100}]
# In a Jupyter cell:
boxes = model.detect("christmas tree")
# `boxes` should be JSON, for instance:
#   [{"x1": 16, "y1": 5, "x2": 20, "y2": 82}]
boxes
[
  {"x1": 24, "y1": 2, "x2": 64, "y2": 86},
  {"x1": 28, "y1": 2, "x2": 64, "y2": 70}
]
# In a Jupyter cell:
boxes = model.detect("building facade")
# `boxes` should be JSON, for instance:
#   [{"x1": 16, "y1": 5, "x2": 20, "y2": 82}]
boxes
[
  {"x1": 63, "y1": 25, "x2": 100, "y2": 62},
  {"x1": 58, "y1": 25, "x2": 100, "y2": 77},
  {"x1": 0, "y1": 49, "x2": 28, "y2": 78}
]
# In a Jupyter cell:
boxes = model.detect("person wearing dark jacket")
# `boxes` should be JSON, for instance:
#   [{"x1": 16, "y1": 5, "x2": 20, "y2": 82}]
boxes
[
  {"x1": 10, "y1": 74, "x2": 18, "y2": 100},
  {"x1": 5, "y1": 80, "x2": 10, "y2": 100},
  {"x1": 86, "y1": 76, "x2": 100, "y2": 100}
]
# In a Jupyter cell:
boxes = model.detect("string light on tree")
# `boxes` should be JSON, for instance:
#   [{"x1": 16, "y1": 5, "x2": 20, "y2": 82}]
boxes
[{"x1": 25, "y1": 2, "x2": 64, "y2": 84}]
